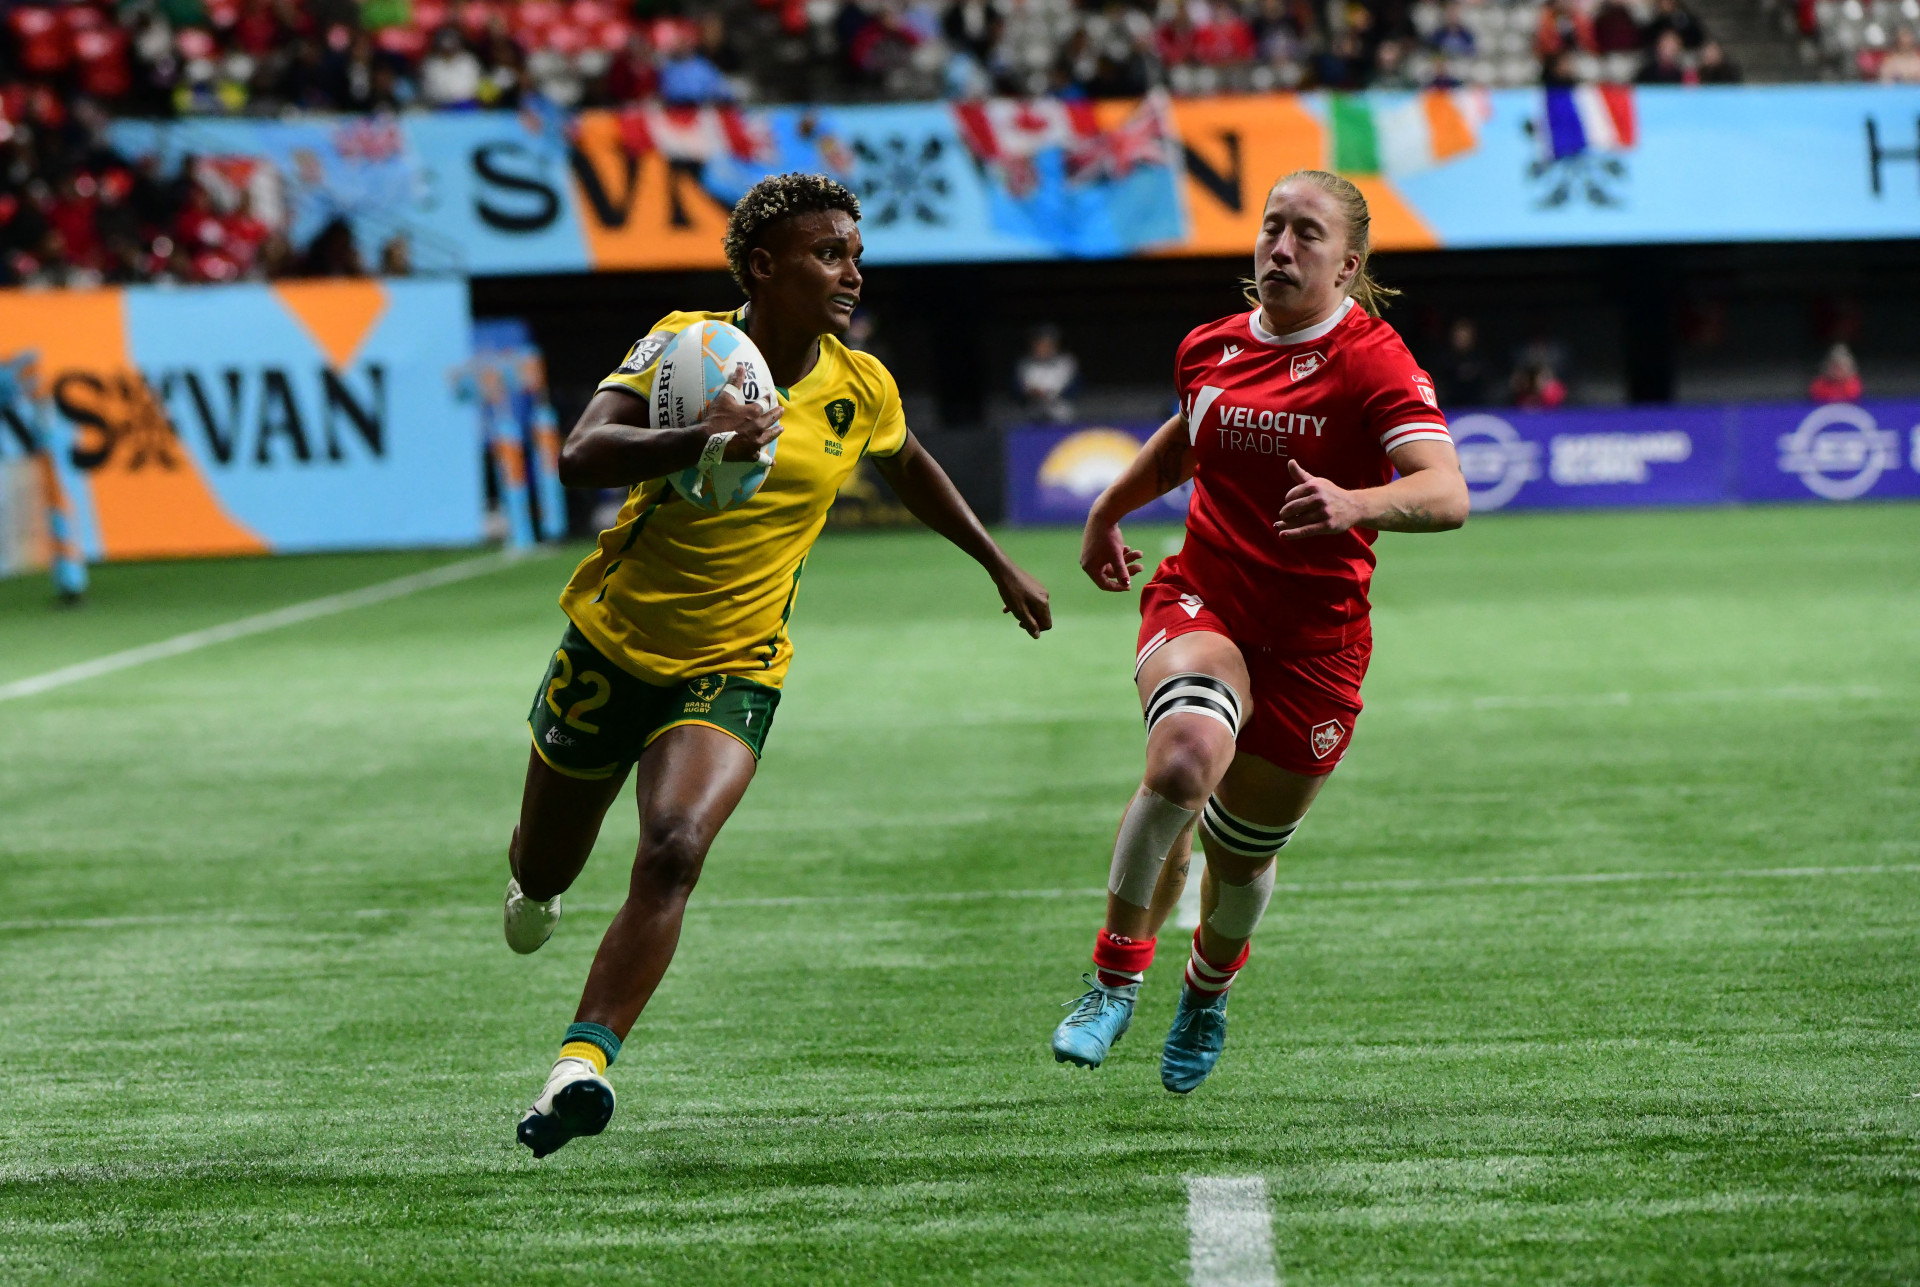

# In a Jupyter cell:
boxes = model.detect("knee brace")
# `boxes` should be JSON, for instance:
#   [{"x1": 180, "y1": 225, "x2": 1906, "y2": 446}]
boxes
[
  {"x1": 1206, "y1": 862, "x2": 1276, "y2": 939},
  {"x1": 1144, "y1": 672, "x2": 1243, "y2": 739},
  {"x1": 1200, "y1": 797, "x2": 1301, "y2": 860},
  {"x1": 1108, "y1": 787, "x2": 1196, "y2": 909}
]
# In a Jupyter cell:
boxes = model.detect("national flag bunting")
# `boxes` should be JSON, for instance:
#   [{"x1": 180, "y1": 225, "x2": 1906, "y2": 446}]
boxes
[
  {"x1": 1328, "y1": 89, "x2": 1491, "y2": 177},
  {"x1": 1539, "y1": 84, "x2": 1637, "y2": 160}
]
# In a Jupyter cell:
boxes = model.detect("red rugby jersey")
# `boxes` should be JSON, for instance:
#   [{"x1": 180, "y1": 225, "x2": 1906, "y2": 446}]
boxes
[{"x1": 1165, "y1": 298, "x2": 1451, "y2": 653}]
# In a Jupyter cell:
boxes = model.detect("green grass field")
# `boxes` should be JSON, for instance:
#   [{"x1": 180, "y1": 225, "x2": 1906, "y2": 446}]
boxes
[{"x1": 2, "y1": 506, "x2": 1917, "y2": 1285}]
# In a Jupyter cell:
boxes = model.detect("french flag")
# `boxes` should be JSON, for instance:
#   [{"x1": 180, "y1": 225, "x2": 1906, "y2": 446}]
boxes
[{"x1": 1541, "y1": 85, "x2": 1636, "y2": 160}]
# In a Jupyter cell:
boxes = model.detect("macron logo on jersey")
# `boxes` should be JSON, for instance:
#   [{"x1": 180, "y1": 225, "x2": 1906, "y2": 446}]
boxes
[
  {"x1": 1218, "y1": 344, "x2": 1243, "y2": 364},
  {"x1": 1187, "y1": 385, "x2": 1226, "y2": 443}
]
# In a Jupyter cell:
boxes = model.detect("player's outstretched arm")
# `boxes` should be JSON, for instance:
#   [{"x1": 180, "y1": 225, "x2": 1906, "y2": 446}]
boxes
[
  {"x1": 1275, "y1": 440, "x2": 1469, "y2": 540},
  {"x1": 558, "y1": 370, "x2": 782, "y2": 489},
  {"x1": 873, "y1": 431, "x2": 1052, "y2": 639},
  {"x1": 1081, "y1": 412, "x2": 1193, "y2": 591}
]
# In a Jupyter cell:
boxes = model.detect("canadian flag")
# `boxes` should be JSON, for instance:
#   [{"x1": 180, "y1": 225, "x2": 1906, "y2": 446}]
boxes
[
  {"x1": 953, "y1": 91, "x2": 1175, "y2": 197},
  {"x1": 614, "y1": 104, "x2": 773, "y2": 163}
]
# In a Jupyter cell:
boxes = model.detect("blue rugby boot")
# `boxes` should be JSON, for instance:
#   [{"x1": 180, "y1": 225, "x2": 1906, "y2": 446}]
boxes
[
  {"x1": 1051, "y1": 974, "x2": 1136, "y2": 1068},
  {"x1": 1160, "y1": 985, "x2": 1231, "y2": 1094},
  {"x1": 516, "y1": 1057, "x2": 615, "y2": 1158}
]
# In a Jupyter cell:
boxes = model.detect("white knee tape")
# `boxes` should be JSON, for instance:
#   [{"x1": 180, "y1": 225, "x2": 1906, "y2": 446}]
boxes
[
  {"x1": 1206, "y1": 862, "x2": 1276, "y2": 939},
  {"x1": 1108, "y1": 787, "x2": 1195, "y2": 909}
]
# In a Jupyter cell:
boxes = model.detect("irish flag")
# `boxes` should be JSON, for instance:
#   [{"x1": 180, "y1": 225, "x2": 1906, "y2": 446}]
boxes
[{"x1": 1329, "y1": 90, "x2": 1492, "y2": 178}]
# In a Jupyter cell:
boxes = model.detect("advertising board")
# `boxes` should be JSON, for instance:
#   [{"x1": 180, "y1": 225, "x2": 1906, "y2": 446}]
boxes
[
  {"x1": 1007, "y1": 400, "x2": 1920, "y2": 524},
  {"x1": 0, "y1": 279, "x2": 483, "y2": 561}
]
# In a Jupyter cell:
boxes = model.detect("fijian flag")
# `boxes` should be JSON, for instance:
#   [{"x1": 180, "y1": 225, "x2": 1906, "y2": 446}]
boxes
[{"x1": 1538, "y1": 85, "x2": 1636, "y2": 161}]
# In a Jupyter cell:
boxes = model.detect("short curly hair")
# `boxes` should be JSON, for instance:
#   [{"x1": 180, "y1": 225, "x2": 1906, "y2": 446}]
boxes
[{"x1": 723, "y1": 172, "x2": 862, "y2": 297}]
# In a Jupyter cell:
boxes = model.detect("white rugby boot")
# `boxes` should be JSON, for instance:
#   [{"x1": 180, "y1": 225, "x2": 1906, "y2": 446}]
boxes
[
  {"x1": 516, "y1": 1057, "x2": 615, "y2": 1158},
  {"x1": 503, "y1": 877, "x2": 561, "y2": 954}
]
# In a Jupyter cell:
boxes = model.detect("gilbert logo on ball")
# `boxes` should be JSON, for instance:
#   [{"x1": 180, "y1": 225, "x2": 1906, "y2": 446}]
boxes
[{"x1": 656, "y1": 321, "x2": 781, "y2": 513}]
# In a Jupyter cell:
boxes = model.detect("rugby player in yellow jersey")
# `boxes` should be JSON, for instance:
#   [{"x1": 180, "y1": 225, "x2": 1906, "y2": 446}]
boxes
[{"x1": 507, "y1": 173, "x2": 1052, "y2": 1157}]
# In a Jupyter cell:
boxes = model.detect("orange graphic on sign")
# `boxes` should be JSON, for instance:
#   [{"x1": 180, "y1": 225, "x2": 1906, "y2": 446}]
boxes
[
  {"x1": 1160, "y1": 95, "x2": 1438, "y2": 255},
  {"x1": 0, "y1": 288, "x2": 264, "y2": 561},
  {"x1": 274, "y1": 280, "x2": 389, "y2": 368},
  {"x1": 571, "y1": 109, "x2": 737, "y2": 271}
]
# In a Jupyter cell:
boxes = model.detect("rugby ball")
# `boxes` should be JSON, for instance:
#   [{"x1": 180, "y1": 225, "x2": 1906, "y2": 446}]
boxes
[{"x1": 655, "y1": 320, "x2": 780, "y2": 513}]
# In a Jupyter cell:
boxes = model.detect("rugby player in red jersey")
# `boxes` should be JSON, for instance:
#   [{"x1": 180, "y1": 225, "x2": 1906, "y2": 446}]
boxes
[{"x1": 1048, "y1": 170, "x2": 1470, "y2": 1092}]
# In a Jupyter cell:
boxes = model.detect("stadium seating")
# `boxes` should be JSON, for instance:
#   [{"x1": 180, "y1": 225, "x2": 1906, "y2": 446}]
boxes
[{"x1": 1798, "y1": 0, "x2": 1920, "y2": 78}]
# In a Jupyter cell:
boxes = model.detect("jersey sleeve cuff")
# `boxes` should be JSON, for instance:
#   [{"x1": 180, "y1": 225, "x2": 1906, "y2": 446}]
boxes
[
  {"x1": 597, "y1": 374, "x2": 649, "y2": 397},
  {"x1": 1379, "y1": 421, "x2": 1453, "y2": 451}
]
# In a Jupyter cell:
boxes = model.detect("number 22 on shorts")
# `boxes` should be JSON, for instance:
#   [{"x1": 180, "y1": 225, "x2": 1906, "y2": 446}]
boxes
[{"x1": 543, "y1": 650, "x2": 611, "y2": 734}]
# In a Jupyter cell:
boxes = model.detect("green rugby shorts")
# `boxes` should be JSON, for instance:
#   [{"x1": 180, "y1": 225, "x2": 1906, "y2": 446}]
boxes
[{"x1": 527, "y1": 622, "x2": 779, "y2": 779}]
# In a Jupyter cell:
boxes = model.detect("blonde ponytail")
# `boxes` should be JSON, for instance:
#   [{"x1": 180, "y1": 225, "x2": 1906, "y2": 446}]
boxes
[{"x1": 1247, "y1": 170, "x2": 1402, "y2": 317}]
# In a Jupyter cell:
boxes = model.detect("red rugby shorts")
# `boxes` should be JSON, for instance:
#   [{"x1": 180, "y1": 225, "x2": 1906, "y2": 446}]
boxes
[{"x1": 1136, "y1": 576, "x2": 1370, "y2": 777}]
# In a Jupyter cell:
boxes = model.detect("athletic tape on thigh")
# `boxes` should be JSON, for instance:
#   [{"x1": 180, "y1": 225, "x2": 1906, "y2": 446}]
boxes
[
  {"x1": 1144, "y1": 672, "x2": 1242, "y2": 738},
  {"x1": 1200, "y1": 798, "x2": 1300, "y2": 859},
  {"x1": 1108, "y1": 787, "x2": 1196, "y2": 909},
  {"x1": 1206, "y1": 863, "x2": 1276, "y2": 939}
]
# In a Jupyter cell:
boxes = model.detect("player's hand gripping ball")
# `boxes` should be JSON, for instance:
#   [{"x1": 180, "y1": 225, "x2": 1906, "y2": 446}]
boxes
[{"x1": 657, "y1": 321, "x2": 782, "y2": 513}]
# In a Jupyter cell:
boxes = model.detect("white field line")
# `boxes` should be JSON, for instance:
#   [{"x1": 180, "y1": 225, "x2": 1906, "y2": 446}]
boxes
[
  {"x1": 1188, "y1": 1175, "x2": 1279, "y2": 1287},
  {"x1": 3, "y1": 864, "x2": 1916, "y2": 934},
  {"x1": 0, "y1": 551, "x2": 539, "y2": 703},
  {"x1": 1177, "y1": 875, "x2": 1203, "y2": 930}
]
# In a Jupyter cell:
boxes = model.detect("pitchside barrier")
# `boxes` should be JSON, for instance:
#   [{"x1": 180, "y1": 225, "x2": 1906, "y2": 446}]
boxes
[
  {"x1": 1007, "y1": 401, "x2": 1920, "y2": 523},
  {"x1": 0, "y1": 279, "x2": 482, "y2": 562}
]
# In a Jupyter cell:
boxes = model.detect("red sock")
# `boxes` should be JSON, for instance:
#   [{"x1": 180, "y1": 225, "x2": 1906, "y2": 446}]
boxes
[
  {"x1": 1183, "y1": 929, "x2": 1250, "y2": 996},
  {"x1": 1093, "y1": 928, "x2": 1155, "y2": 990}
]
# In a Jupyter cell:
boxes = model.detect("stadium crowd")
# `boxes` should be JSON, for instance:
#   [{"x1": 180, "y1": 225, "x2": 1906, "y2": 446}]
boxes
[{"x1": 0, "y1": 0, "x2": 1754, "y2": 123}]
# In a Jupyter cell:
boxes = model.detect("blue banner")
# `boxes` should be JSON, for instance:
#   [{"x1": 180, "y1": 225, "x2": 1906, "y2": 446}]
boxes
[
  {"x1": 107, "y1": 87, "x2": 1920, "y2": 276},
  {"x1": 1007, "y1": 401, "x2": 1920, "y2": 523}
]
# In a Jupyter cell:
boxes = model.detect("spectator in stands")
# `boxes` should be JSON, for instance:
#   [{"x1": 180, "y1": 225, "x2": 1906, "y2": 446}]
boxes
[
  {"x1": 1372, "y1": 38, "x2": 1418, "y2": 87},
  {"x1": 1536, "y1": 0, "x2": 1596, "y2": 62},
  {"x1": 478, "y1": 20, "x2": 527, "y2": 108},
  {"x1": 1017, "y1": 324, "x2": 1079, "y2": 423},
  {"x1": 1076, "y1": 1, "x2": 1158, "y2": 98},
  {"x1": 328, "y1": 30, "x2": 399, "y2": 112},
  {"x1": 1250, "y1": 0, "x2": 1309, "y2": 68},
  {"x1": 1696, "y1": 38, "x2": 1741, "y2": 80},
  {"x1": 1645, "y1": 0, "x2": 1705, "y2": 50},
  {"x1": 1808, "y1": 343, "x2": 1862, "y2": 402},
  {"x1": 659, "y1": 18, "x2": 737, "y2": 102},
  {"x1": 1429, "y1": 3, "x2": 1476, "y2": 57},
  {"x1": 602, "y1": 32, "x2": 659, "y2": 104},
  {"x1": 1315, "y1": 30, "x2": 1369, "y2": 88},
  {"x1": 418, "y1": 25, "x2": 484, "y2": 107},
  {"x1": 1510, "y1": 360, "x2": 1567, "y2": 409},
  {"x1": 1591, "y1": 0, "x2": 1645, "y2": 57},
  {"x1": 1636, "y1": 29, "x2": 1689, "y2": 82},
  {"x1": 943, "y1": 0, "x2": 1000, "y2": 68},
  {"x1": 1435, "y1": 318, "x2": 1491, "y2": 407},
  {"x1": 1881, "y1": 27, "x2": 1920, "y2": 81}
]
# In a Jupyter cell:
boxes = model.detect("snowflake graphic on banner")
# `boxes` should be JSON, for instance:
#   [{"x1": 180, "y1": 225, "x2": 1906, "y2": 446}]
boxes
[{"x1": 848, "y1": 135, "x2": 949, "y2": 227}]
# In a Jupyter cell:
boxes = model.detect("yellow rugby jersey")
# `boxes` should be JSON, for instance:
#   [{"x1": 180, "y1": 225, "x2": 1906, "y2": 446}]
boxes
[{"x1": 558, "y1": 308, "x2": 908, "y2": 688}]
